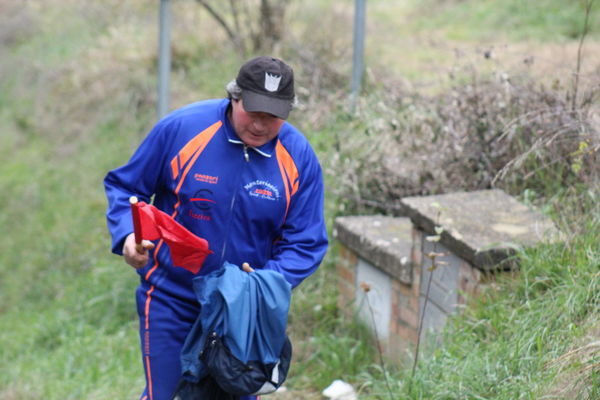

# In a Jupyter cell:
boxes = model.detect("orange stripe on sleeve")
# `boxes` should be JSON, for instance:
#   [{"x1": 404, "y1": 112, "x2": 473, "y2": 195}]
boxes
[
  {"x1": 276, "y1": 160, "x2": 290, "y2": 216},
  {"x1": 275, "y1": 141, "x2": 300, "y2": 221},
  {"x1": 170, "y1": 156, "x2": 180, "y2": 180},
  {"x1": 170, "y1": 121, "x2": 222, "y2": 180}
]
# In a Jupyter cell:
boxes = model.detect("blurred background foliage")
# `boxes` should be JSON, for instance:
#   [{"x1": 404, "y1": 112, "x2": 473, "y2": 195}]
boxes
[{"x1": 0, "y1": 0, "x2": 598, "y2": 399}]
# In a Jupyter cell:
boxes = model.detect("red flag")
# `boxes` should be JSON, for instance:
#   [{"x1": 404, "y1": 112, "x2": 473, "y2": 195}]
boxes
[{"x1": 130, "y1": 200, "x2": 212, "y2": 274}]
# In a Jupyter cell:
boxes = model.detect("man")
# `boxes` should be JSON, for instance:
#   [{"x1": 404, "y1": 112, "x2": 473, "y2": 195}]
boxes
[{"x1": 104, "y1": 56, "x2": 328, "y2": 400}]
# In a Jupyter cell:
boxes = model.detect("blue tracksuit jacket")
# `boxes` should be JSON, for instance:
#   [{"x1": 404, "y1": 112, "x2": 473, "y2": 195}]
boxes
[
  {"x1": 104, "y1": 98, "x2": 328, "y2": 400},
  {"x1": 105, "y1": 98, "x2": 328, "y2": 295}
]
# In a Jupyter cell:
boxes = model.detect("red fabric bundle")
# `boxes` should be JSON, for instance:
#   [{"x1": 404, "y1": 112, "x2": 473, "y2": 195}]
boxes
[{"x1": 131, "y1": 200, "x2": 212, "y2": 274}]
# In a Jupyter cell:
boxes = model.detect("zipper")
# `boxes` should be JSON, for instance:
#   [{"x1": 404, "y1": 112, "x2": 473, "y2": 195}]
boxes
[
  {"x1": 219, "y1": 144, "x2": 248, "y2": 265},
  {"x1": 219, "y1": 189, "x2": 237, "y2": 264}
]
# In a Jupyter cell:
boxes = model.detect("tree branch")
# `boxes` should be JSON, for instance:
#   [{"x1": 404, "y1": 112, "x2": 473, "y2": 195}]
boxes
[{"x1": 196, "y1": 0, "x2": 246, "y2": 56}]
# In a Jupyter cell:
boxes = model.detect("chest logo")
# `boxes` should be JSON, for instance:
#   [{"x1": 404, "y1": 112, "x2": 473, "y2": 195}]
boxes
[
  {"x1": 244, "y1": 180, "x2": 280, "y2": 201},
  {"x1": 190, "y1": 188, "x2": 216, "y2": 211}
]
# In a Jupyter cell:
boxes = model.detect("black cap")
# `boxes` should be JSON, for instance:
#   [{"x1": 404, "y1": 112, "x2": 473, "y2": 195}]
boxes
[{"x1": 236, "y1": 56, "x2": 295, "y2": 119}]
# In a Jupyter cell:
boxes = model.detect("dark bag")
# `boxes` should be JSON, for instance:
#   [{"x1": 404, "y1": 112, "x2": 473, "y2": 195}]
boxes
[
  {"x1": 200, "y1": 331, "x2": 292, "y2": 396},
  {"x1": 172, "y1": 331, "x2": 292, "y2": 399},
  {"x1": 171, "y1": 375, "x2": 237, "y2": 400}
]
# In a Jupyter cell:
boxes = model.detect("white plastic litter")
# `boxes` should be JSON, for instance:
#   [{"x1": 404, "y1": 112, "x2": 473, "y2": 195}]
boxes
[{"x1": 322, "y1": 379, "x2": 357, "y2": 400}]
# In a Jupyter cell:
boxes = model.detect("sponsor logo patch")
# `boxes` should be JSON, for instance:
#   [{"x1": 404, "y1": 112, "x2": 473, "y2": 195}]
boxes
[
  {"x1": 194, "y1": 173, "x2": 219, "y2": 184},
  {"x1": 244, "y1": 180, "x2": 280, "y2": 201}
]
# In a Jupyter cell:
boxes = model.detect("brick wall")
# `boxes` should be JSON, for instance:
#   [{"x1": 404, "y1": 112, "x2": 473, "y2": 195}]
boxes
[{"x1": 336, "y1": 226, "x2": 486, "y2": 362}]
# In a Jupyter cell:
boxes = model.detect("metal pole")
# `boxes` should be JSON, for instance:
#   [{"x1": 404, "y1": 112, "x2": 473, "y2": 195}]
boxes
[
  {"x1": 350, "y1": 0, "x2": 366, "y2": 113},
  {"x1": 158, "y1": 0, "x2": 171, "y2": 119}
]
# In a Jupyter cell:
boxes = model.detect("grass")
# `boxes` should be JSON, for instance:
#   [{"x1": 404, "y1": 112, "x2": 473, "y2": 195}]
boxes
[
  {"x1": 398, "y1": 0, "x2": 600, "y2": 42},
  {"x1": 287, "y1": 246, "x2": 379, "y2": 392},
  {"x1": 334, "y1": 221, "x2": 599, "y2": 399},
  {"x1": 367, "y1": 0, "x2": 600, "y2": 89},
  {"x1": 1, "y1": 0, "x2": 598, "y2": 399},
  {"x1": 404, "y1": 228, "x2": 599, "y2": 399}
]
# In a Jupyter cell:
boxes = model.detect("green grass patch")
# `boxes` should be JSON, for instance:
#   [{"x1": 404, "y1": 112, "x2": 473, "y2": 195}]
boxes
[
  {"x1": 357, "y1": 221, "x2": 599, "y2": 399},
  {"x1": 403, "y1": 0, "x2": 600, "y2": 42}
]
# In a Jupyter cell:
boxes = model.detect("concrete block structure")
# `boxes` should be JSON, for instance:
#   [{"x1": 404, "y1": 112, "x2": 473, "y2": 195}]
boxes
[{"x1": 333, "y1": 189, "x2": 560, "y2": 361}]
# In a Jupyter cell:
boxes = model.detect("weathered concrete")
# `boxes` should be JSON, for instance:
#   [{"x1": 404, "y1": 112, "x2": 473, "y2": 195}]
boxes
[
  {"x1": 334, "y1": 215, "x2": 413, "y2": 283},
  {"x1": 334, "y1": 190, "x2": 564, "y2": 360},
  {"x1": 400, "y1": 189, "x2": 560, "y2": 270}
]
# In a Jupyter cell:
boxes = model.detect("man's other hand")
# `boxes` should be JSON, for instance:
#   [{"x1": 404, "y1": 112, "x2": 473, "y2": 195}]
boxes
[{"x1": 123, "y1": 233, "x2": 155, "y2": 269}]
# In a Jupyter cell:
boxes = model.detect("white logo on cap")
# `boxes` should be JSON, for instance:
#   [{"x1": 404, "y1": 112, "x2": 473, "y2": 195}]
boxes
[{"x1": 264, "y1": 72, "x2": 281, "y2": 92}]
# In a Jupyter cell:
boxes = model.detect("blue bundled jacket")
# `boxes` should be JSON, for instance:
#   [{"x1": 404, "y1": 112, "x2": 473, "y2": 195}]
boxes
[{"x1": 179, "y1": 262, "x2": 292, "y2": 396}]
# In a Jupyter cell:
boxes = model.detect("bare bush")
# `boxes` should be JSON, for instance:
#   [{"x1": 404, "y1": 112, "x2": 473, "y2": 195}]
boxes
[
  {"x1": 283, "y1": 3, "x2": 353, "y2": 127},
  {"x1": 325, "y1": 69, "x2": 599, "y2": 219},
  {"x1": 195, "y1": 0, "x2": 289, "y2": 57}
]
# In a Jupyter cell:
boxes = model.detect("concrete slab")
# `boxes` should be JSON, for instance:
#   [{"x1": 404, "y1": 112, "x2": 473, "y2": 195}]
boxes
[
  {"x1": 334, "y1": 215, "x2": 413, "y2": 283},
  {"x1": 400, "y1": 189, "x2": 561, "y2": 270}
]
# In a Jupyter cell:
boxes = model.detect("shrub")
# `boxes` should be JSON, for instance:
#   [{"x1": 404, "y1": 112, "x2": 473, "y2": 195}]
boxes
[{"x1": 323, "y1": 67, "x2": 599, "y2": 228}]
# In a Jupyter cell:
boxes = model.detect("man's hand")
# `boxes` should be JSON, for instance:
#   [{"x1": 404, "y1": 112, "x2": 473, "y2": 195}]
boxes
[
  {"x1": 123, "y1": 233, "x2": 155, "y2": 269},
  {"x1": 242, "y1": 262, "x2": 255, "y2": 273}
]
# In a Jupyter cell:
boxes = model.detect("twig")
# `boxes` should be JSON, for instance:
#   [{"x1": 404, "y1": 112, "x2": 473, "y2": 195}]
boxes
[
  {"x1": 410, "y1": 255, "x2": 434, "y2": 380},
  {"x1": 196, "y1": 0, "x2": 246, "y2": 56},
  {"x1": 546, "y1": 340, "x2": 600, "y2": 368},
  {"x1": 410, "y1": 210, "x2": 444, "y2": 386},
  {"x1": 572, "y1": 0, "x2": 596, "y2": 112},
  {"x1": 361, "y1": 282, "x2": 394, "y2": 400}
]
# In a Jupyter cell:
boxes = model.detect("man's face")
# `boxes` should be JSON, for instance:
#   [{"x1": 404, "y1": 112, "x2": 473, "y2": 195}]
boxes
[{"x1": 230, "y1": 99, "x2": 285, "y2": 147}]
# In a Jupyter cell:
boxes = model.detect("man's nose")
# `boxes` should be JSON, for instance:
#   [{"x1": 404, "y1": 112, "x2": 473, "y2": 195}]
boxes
[{"x1": 252, "y1": 116, "x2": 266, "y2": 130}]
